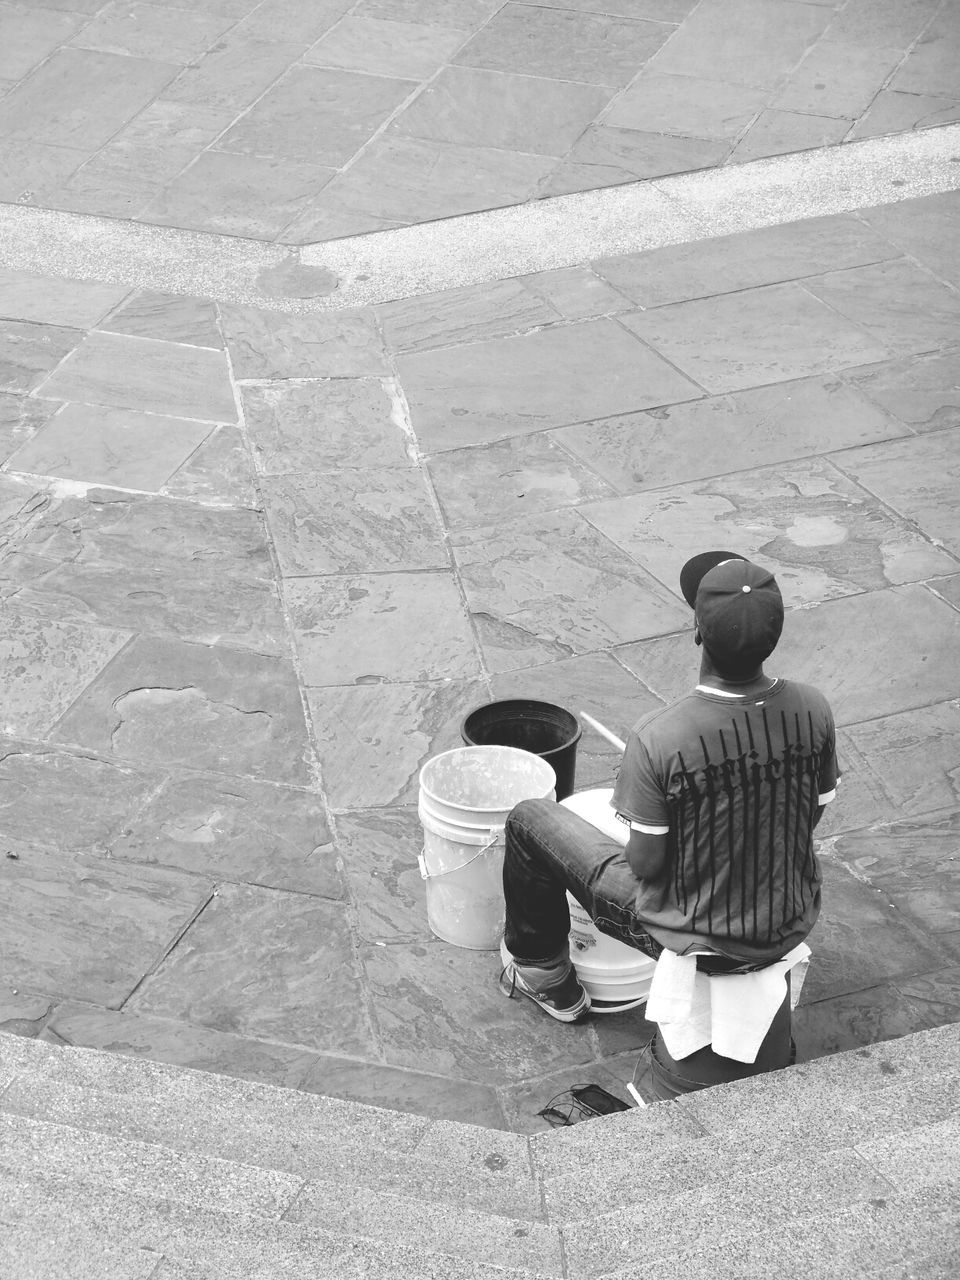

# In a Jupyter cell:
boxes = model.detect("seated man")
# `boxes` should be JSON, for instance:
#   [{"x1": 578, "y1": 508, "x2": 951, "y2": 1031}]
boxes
[{"x1": 499, "y1": 553, "x2": 840, "y2": 1022}]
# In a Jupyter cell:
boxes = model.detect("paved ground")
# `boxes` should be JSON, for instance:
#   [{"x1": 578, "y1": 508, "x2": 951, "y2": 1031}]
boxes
[
  {"x1": 0, "y1": 0, "x2": 959, "y2": 1136},
  {"x1": 1, "y1": 0, "x2": 959, "y2": 239}
]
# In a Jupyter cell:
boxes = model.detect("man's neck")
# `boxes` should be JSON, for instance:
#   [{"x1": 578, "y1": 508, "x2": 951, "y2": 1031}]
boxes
[{"x1": 697, "y1": 657, "x2": 773, "y2": 697}]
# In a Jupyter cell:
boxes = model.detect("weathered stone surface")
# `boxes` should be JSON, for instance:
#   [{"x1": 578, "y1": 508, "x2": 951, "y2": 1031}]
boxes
[
  {"x1": 0, "y1": 269, "x2": 128, "y2": 329},
  {"x1": 0, "y1": 990, "x2": 53, "y2": 1037},
  {"x1": 846, "y1": 349, "x2": 960, "y2": 431},
  {"x1": 0, "y1": 3, "x2": 82, "y2": 80},
  {"x1": 0, "y1": 608, "x2": 130, "y2": 739},
  {"x1": 593, "y1": 215, "x2": 899, "y2": 307},
  {"x1": 0, "y1": 48, "x2": 178, "y2": 150},
  {"x1": 0, "y1": 741, "x2": 156, "y2": 852},
  {"x1": 519, "y1": 267, "x2": 632, "y2": 320},
  {"x1": 831, "y1": 813, "x2": 960, "y2": 936},
  {"x1": 794, "y1": 984, "x2": 947, "y2": 1061},
  {"x1": 839, "y1": 430, "x2": 960, "y2": 555},
  {"x1": 0, "y1": 844, "x2": 211, "y2": 1006},
  {"x1": 261, "y1": 470, "x2": 445, "y2": 575},
  {"x1": 0, "y1": 319, "x2": 80, "y2": 393},
  {"x1": 218, "y1": 65, "x2": 416, "y2": 166},
  {"x1": 774, "y1": 41, "x2": 904, "y2": 119},
  {"x1": 620, "y1": 284, "x2": 888, "y2": 392},
  {"x1": 43, "y1": 1003, "x2": 319, "y2": 1091},
  {"x1": 453, "y1": 509, "x2": 692, "y2": 672},
  {"x1": 38, "y1": 330, "x2": 236, "y2": 422},
  {"x1": 363, "y1": 937, "x2": 597, "y2": 1083},
  {"x1": 555, "y1": 375, "x2": 905, "y2": 494},
  {"x1": 0, "y1": 391, "x2": 59, "y2": 464},
  {"x1": 220, "y1": 304, "x2": 387, "y2": 379},
  {"x1": 838, "y1": 702, "x2": 960, "y2": 823},
  {"x1": 803, "y1": 857, "x2": 949, "y2": 1003},
  {"x1": 850, "y1": 89, "x2": 960, "y2": 140},
  {"x1": 391, "y1": 65, "x2": 613, "y2": 156},
  {"x1": 728, "y1": 108, "x2": 849, "y2": 162},
  {"x1": 353, "y1": 0, "x2": 502, "y2": 27},
  {"x1": 142, "y1": 150, "x2": 335, "y2": 239},
  {"x1": 5, "y1": 402, "x2": 213, "y2": 491},
  {"x1": 112, "y1": 771, "x2": 341, "y2": 898},
  {"x1": 0, "y1": 137, "x2": 88, "y2": 205},
  {"x1": 860, "y1": 191, "x2": 960, "y2": 290},
  {"x1": 8, "y1": 555, "x2": 288, "y2": 654},
  {"x1": 304, "y1": 15, "x2": 464, "y2": 78},
  {"x1": 605, "y1": 68, "x2": 767, "y2": 138},
  {"x1": 649, "y1": 0, "x2": 831, "y2": 88},
  {"x1": 162, "y1": 32, "x2": 307, "y2": 111},
  {"x1": 307, "y1": 676, "x2": 488, "y2": 808},
  {"x1": 287, "y1": 572, "x2": 478, "y2": 684},
  {"x1": 824, "y1": 0, "x2": 941, "y2": 48},
  {"x1": 582, "y1": 457, "x2": 958, "y2": 605},
  {"x1": 399, "y1": 318, "x2": 702, "y2": 450},
  {"x1": 427, "y1": 435, "x2": 615, "y2": 530},
  {"x1": 454, "y1": 5, "x2": 671, "y2": 85},
  {"x1": 241, "y1": 378, "x2": 408, "y2": 471},
  {"x1": 377, "y1": 278, "x2": 558, "y2": 355},
  {"x1": 284, "y1": 135, "x2": 551, "y2": 237},
  {"x1": 548, "y1": 126, "x2": 727, "y2": 189},
  {"x1": 162, "y1": 425, "x2": 256, "y2": 507},
  {"x1": 68, "y1": 0, "x2": 234, "y2": 64},
  {"x1": 130, "y1": 881, "x2": 376, "y2": 1056},
  {"x1": 334, "y1": 807, "x2": 431, "y2": 944},
  {"x1": 52, "y1": 634, "x2": 315, "y2": 785},
  {"x1": 803, "y1": 259, "x2": 960, "y2": 356},
  {"x1": 235, "y1": 0, "x2": 354, "y2": 42},
  {"x1": 20, "y1": 489, "x2": 272, "y2": 577}
]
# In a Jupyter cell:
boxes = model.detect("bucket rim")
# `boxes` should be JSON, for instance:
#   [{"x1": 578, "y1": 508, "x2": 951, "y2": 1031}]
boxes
[
  {"x1": 418, "y1": 744, "x2": 556, "y2": 815},
  {"x1": 418, "y1": 800, "x2": 503, "y2": 845}
]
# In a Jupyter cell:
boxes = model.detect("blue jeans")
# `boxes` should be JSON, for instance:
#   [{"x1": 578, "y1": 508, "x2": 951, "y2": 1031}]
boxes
[{"x1": 502, "y1": 798, "x2": 661, "y2": 966}]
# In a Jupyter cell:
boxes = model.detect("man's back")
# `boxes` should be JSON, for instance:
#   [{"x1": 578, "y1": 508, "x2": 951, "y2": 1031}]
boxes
[{"x1": 613, "y1": 679, "x2": 839, "y2": 962}]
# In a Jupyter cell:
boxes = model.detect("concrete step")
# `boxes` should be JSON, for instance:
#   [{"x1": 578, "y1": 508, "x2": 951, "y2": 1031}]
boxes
[
  {"x1": 597, "y1": 1184, "x2": 960, "y2": 1280},
  {"x1": 0, "y1": 1164, "x2": 549, "y2": 1280},
  {"x1": 534, "y1": 1024, "x2": 960, "y2": 1222},
  {"x1": 0, "y1": 1107, "x2": 563, "y2": 1277},
  {"x1": 0, "y1": 1031, "x2": 539, "y2": 1221}
]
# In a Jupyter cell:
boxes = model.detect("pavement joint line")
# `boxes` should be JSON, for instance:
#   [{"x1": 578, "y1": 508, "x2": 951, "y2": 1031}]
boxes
[{"x1": 0, "y1": 126, "x2": 956, "y2": 314}]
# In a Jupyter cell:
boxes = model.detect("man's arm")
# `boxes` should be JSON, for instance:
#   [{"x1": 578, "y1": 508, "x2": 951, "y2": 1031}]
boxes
[{"x1": 625, "y1": 828, "x2": 669, "y2": 882}]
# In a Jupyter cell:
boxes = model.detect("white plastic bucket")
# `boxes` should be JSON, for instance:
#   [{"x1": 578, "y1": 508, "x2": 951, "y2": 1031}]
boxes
[
  {"x1": 561, "y1": 787, "x2": 656, "y2": 1013},
  {"x1": 418, "y1": 745, "x2": 556, "y2": 950}
]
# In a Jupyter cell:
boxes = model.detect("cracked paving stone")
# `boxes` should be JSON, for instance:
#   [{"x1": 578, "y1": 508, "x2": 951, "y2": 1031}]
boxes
[
  {"x1": 0, "y1": 844, "x2": 212, "y2": 1007},
  {"x1": 129, "y1": 881, "x2": 377, "y2": 1057},
  {"x1": 51, "y1": 635, "x2": 315, "y2": 785},
  {"x1": 112, "y1": 772, "x2": 342, "y2": 898}
]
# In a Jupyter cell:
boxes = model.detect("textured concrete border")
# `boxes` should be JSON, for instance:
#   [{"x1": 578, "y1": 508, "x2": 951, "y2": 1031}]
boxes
[{"x1": 1, "y1": 125, "x2": 958, "y2": 313}]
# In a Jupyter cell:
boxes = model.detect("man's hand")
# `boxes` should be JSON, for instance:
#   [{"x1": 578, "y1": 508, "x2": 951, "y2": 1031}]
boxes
[{"x1": 625, "y1": 829, "x2": 669, "y2": 882}]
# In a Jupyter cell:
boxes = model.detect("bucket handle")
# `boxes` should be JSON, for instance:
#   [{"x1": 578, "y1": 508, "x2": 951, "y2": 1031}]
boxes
[{"x1": 418, "y1": 831, "x2": 499, "y2": 880}]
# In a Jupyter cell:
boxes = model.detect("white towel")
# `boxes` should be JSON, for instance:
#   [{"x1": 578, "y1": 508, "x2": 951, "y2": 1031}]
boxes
[{"x1": 646, "y1": 944, "x2": 810, "y2": 1064}]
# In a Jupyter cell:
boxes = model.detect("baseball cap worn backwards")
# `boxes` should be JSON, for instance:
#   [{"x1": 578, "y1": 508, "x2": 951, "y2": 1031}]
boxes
[{"x1": 691, "y1": 557, "x2": 784, "y2": 665}]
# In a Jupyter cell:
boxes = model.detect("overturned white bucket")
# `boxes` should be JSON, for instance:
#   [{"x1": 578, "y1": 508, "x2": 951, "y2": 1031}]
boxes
[
  {"x1": 418, "y1": 745, "x2": 556, "y2": 950},
  {"x1": 561, "y1": 787, "x2": 656, "y2": 1013}
]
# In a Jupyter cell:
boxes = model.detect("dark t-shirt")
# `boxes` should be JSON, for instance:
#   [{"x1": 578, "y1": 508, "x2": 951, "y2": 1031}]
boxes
[{"x1": 612, "y1": 679, "x2": 839, "y2": 962}]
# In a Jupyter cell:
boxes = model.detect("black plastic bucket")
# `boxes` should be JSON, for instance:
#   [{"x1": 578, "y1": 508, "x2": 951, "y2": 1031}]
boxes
[
  {"x1": 460, "y1": 700, "x2": 582, "y2": 801},
  {"x1": 649, "y1": 986, "x2": 794, "y2": 1100}
]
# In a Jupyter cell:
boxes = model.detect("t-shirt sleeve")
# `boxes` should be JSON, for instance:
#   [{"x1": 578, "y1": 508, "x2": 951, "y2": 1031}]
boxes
[
  {"x1": 611, "y1": 729, "x2": 670, "y2": 834},
  {"x1": 818, "y1": 705, "x2": 840, "y2": 805}
]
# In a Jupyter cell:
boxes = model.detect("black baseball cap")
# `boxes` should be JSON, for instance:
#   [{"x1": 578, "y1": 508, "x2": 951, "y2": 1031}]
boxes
[{"x1": 688, "y1": 556, "x2": 784, "y2": 666}]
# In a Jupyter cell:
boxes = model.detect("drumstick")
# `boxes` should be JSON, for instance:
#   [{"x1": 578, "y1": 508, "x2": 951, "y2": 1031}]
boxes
[{"x1": 579, "y1": 711, "x2": 626, "y2": 752}]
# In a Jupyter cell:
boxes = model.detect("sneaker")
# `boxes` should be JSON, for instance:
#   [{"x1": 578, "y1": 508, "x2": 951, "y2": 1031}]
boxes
[{"x1": 499, "y1": 939, "x2": 590, "y2": 1023}]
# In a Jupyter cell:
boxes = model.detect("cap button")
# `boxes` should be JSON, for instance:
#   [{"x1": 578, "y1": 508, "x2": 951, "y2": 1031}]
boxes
[{"x1": 742, "y1": 585, "x2": 751, "y2": 593}]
